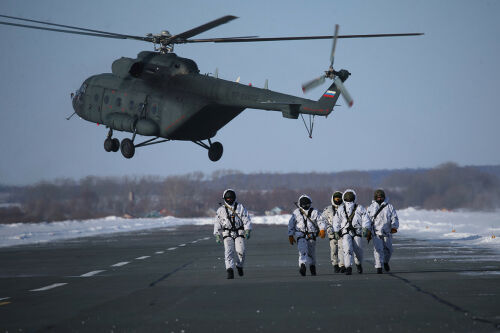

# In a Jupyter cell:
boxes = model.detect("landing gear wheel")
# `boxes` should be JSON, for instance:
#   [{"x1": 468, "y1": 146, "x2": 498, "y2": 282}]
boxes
[
  {"x1": 104, "y1": 138, "x2": 113, "y2": 152},
  {"x1": 208, "y1": 141, "x2": 223, "y2": 162},
  {"x1": 120, "y1": 138, "x2": 135, "y2": 159},
  {"x1": 111, "y1": 138, "x2": 120, "y2": 152}
]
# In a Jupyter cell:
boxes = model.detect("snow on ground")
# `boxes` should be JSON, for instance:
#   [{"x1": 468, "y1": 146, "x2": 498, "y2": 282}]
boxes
[{"x1": 0, "y1": 208, "x2": 499, "y2": 252}]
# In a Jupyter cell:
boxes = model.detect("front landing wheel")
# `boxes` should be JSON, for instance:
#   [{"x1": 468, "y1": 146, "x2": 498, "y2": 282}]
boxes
[
  {"x1": 120, "y1": 138, "x2": 135, "y2": 159},
  {"x1": 208, "y1": 141, "x2": 223, "y2": 162},
  {"x1": 111, "y1": 138, "x2": 120, "y2": 152}
]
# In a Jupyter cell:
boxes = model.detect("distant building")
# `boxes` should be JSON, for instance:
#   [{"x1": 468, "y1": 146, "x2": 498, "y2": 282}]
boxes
[{"x1": 265, "y1": 207, "x2": 285, "y2": 216}]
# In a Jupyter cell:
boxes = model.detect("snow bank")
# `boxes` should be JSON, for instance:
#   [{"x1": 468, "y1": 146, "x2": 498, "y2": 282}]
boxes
[
  {"x1": 397, "y1": 208, "x2": 500, "y2": 251},
  {"x1": 0, "y1": 208, "x2": 499, "y2": 252}
]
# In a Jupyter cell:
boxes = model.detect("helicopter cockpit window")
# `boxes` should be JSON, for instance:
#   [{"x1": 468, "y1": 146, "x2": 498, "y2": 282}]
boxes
[
  {"x1": 104, "y1": 95, "x2": 109, "y2": 104},
  {"x1": 116, "y1": 98, "x2": 122, "y2": 107},
  {"x1": 80, "y1": 83, "x2": 87, "y2": 94}
]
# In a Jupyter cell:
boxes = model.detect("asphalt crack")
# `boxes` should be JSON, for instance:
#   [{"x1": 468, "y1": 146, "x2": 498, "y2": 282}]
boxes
[{"x1": 389, "y1": 272, "x2": 500, "y2": 330}]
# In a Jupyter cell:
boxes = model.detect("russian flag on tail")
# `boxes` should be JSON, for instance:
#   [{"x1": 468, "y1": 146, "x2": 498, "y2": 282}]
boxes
[{"x1": 323, "y1": 90, "x2": 336, "y2": 98}]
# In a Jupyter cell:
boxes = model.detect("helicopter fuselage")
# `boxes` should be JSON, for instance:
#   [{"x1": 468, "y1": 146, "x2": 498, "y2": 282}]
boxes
[{"x1": 72, "y1": 52, "x2": 338, "y2": 142}]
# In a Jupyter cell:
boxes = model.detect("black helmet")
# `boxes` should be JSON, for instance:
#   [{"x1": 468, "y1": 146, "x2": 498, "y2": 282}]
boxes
[
  {"x1": 343, "y1": 190, "x2": 356, "y2": 203},
  {"x1": 223, "y1": 189, "x2": 236, "y2": 205},
  {"x1": 374, "y1": 189, "x2": 385, "y2": 204},
  {"x1": 299, "y1": 195, "x2": 312, "y2": 210},
  {"x1": 331, "y1": 191, "x2": 343, "y2": 206}
]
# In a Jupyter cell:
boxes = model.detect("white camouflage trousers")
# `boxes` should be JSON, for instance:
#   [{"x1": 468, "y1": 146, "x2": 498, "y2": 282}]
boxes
[
  {"x1": 342, "y1": 234, "x2": 363, "y2": 268},
  {"x1": 329, "y1": 238, "x2": 344, "y2": 267},
  {"x1": 373, "y1": 234, "x2": 393, "y2": 268},
  {"x1": 224, "y1": 237, "x2": 245, "y2": 270},
  {"x1": 297, "y1": 237, "x2": 317, "y2": 267}
]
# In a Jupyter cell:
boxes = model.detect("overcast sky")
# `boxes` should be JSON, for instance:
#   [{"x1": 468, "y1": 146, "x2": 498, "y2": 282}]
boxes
[{"x1": 0, "y1": 0, "x2": 499, "y2": 185}]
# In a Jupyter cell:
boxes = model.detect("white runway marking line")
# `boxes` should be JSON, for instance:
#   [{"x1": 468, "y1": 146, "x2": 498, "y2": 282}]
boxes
[
  {"x1": 135, "y1": 256, "x2": 150, "y2": 260},
  {"x1": 30, "y1": 283, "x2": 67, "y2": 292},
  {"x1": 178, "y1": 243, "x2": 186, "y2": 247},
  {"x1": 0, "y1": 297, "x2": 11, "y2": 306},
  {"x1": 203, "y1": 237, "x2": 210, "y2": 240},
  {"x1": 80, "y1": 270, "x2": 106, "y2": 277},
  {"x1": 111, "y1": 261, "x2": 130, "y2": 267},
  {"x1": 167, "y1": 247, "x2": 177, "y2": 251},
  {"x1": 155, "y1": 251, "x2": 164, "y2": 254},
  {"x1": 191, "y1": 240, "x2": 198, "y2": 244}
]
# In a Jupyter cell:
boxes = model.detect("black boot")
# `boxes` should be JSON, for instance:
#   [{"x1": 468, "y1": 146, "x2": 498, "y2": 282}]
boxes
[
  {"x1": 236, "y1": 266, "x2": 244, "y2": 276},
  {"x1": 310, "y1": 265, "x2": 317, "y2": 276},
  {"x1": 345, "y1": 267, "x2": 352, "y2": 275},
  {"x1": 226, "y1": 268, "x2": 234, "y2": 279},
  {"x1": 356, "y1": 264, "x2": 363, "y2": 274},
  {"x1": 333, "y1": 264, "x2": 340, "y2": 273},
  {"x1": 377, "y1": 267, "x2": 383, "y2": 274},
  {"x1": 299, "y1": 263, "x2": 306, "y2": 276},
  {"x1": 384, "y1": 263, "x2": 391, "y2": 272},
  {"x1": 339, "y1": 266, "x2": 346, "y2": 273}
]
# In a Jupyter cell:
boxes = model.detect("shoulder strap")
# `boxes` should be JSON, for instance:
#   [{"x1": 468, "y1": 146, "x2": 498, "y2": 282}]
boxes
[
  {"x1": 343, "y1": 204, "x2": 358, "y2": 234},
  {"x1": 344, "y1": 204, "x2": 357, "y2": 223},
  {"x1": 373, "y1": 203, "x2": 387, "y2": 221}
]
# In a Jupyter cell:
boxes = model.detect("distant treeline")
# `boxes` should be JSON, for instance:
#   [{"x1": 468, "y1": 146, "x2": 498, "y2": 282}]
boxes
[{"x1": 1, "y1": 163, "x2": 499, "y2": 223}]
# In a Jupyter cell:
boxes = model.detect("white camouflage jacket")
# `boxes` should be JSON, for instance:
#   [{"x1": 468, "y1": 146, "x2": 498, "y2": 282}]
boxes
[
  {"x1": 367, "y1": 200, "x2": 399, "y2": 237},
  {"x1": 214, "y1": 202, "x2": 252, "y2": 239},
  {"x1": 288, "y1": 208, "x2": 326, "y2": 239},
  {"x1": 321, "y1": 205, "x2": 341, "y2": 238},
  {"x1": 333, "y1": 202, "x2": 371, "y2": 236}
]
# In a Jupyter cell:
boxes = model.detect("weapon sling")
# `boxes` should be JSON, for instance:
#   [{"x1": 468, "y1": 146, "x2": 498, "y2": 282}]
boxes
[
  {"x1": 371, "y1": 203, "x2": 387, "y2": 238},
  {"x1": 373, "y1": 203, "x2": 387, "y2": 221}
]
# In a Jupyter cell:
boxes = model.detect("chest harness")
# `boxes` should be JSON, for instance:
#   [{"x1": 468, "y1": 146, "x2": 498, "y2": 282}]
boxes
[
  {"x1": 372, "y1": 203, "x2": 387, "y2": 238},
  {"x1": 341, "y1": 204, "x2": 360, "y2": 237},
  {"x1": 297, "y1": 208, "x2": 318, "y2": 241},
  {"x1": 222, "y1": 203, "x2": 244, "y2": 239}
]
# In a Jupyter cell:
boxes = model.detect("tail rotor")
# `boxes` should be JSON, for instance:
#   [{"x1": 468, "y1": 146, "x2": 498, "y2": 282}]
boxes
[{"x1": 302, "y1": 24, "x2": 354, "y2": 107}]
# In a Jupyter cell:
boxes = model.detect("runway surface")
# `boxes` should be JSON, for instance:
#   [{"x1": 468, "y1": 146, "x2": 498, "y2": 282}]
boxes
[{"x1": 0, "y1": 224, "x2": 499, "y2": 332}]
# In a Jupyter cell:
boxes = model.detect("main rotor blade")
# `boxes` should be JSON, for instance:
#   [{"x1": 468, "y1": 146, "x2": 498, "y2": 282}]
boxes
[
  {"x1": 0, "y1": 21, "x2": 132, "y2": 40},
  {"x1": 302, "y1": 75, "x2": 326, "y2": 93},
  {"x1": 0, "y1": 14, "x2": 146, "y2": 40},
  {"x1": 334, "y1": 77, "x2": 353, "y2": 107},
  {"x1": 187, "y1": 36, "x2": 259, "y2": 43},
  {"x1": 330, "y1": 24, "x2": 339, "y2": 68},
  {"x1": 187, "y1": 32, "x2": 423, "y2": 43},
  {"x1": 168, "y1": 15, "x2": 238, "y2": 42}
]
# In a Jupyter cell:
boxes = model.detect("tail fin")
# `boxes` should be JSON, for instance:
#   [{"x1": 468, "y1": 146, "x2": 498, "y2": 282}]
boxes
[{"x1": 317, "y1": 82, "x2": 341, "y2": 112}]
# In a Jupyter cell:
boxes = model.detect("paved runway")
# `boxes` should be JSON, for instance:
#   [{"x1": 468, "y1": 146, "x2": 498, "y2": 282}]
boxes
[{"x1": 0, "y1": 224, "x2": 499, "y2": 332}]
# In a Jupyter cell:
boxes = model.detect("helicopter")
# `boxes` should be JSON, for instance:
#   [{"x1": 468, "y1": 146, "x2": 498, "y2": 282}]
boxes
[{"x1": 0, "y1": 14, "x2": 422, "y2": 161}]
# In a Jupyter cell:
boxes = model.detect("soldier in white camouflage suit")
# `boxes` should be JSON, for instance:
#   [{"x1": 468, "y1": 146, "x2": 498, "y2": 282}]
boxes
[
  {"x1": 288, "y1": 195, "x2": 326, "y2": 276},
  {"x1": 367, "y1": 189, "x2": 399, "y2": 274},
  {"x1": 214, "y1": 189, "x2": 252, "y2": 279},
  {"x1": 322, "y1": 191, "x2": 345, "y2": 273},
  {"x1": 332, "y1": 189, "x2": 372, "y2": 275}
]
